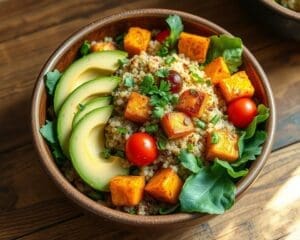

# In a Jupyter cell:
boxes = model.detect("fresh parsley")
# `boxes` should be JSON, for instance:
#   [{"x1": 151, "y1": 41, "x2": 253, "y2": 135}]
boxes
[
  {"x1": 144, "y1": 124, "x2": 159, "y2": 133},
  {"x1": 165, "y1": 55, "x2": 176, "y2": 65},
  {"x1": 80, "y1": 40, "x2": 91, "y2": 56},
  {"x1": 45, "y1": 69, "x2": 62, "y2": 96},
  {"x1": 117, "y1": 127, "x2": 128, "y2": 135},
  {"x1": 155, "y1": 68, "x2": 169, "y2": 78},
  {"x1": 123, "y1": 74, "x2": 134, "y2": 87}
]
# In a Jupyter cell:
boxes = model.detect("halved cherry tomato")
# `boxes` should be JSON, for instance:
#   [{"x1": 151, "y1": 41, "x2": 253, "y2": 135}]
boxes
[
  {"x1": 227, "y1": 98, "x2": 257, "y2": 128},
  {"x1": 125, "y1": 132, "x2": 158, "y2": 166},
  {"x1": 156, "y1": 29, "x2": 170, "y2": 43}
]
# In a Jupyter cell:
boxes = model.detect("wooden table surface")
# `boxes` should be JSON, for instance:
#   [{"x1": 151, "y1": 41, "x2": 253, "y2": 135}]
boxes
[{"x1": 1, "y1": 0, "x2": 300, "y2": 239}]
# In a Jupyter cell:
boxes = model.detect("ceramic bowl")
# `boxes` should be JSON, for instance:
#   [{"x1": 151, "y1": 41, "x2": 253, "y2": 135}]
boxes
[{"x1": 31, "y1": 9, "x2": 276, "y2": 227}]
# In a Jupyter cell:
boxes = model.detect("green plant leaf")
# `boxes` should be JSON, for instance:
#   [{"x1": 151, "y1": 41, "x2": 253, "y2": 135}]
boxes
[
  {"x1": 80, "y1": 40, "x2": 91, "y2": 56},
  {"x1": 45, "y1": 69, "x2": 62, "y2": 96},
  {"x1": 206, "y1": 35, "x2": 243, "y2": 74},
  {"x1": 159, "y1": 204, "x2": 179, "y2": 215},
  {"x1": 179, "y1": 166, "x2": 236, "y2": 214},
  {"x1": 178, "y1": 150, "x2": 202, "y2": 173},
  {"x1": 214, "y1": 159, "x2": 248, "y2": 178}
]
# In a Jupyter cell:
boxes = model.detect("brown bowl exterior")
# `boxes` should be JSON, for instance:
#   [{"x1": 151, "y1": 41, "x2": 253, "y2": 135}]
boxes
[
  {"x1": 31, "y1": 9, "x2": 276, "y2": 227},
  {"x1": 244, "y1": 0, "x2": 300, "y2": 41}
]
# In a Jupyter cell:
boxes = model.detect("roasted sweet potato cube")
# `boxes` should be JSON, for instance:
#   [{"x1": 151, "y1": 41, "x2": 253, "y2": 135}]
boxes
[
  {"x1": 176, "y1": 89, "x2": 209, "y2": 118},
  {"x1": 145, "y1": 168, "x2": 183, "y2": 204},
  {"x1": 219, "y1": 71, "x2": 255, "y2": 102},
  {"x1": 110, "y1": 176, "x2": 145, "y2": 206},
  {"x1": 178, "y1": 32, "x2": 210, "y2": 63},
  {"x1": 124, "y1": 27, "x2": 151, "y2": 56},
  {"x1": 161, "y1": 112, "x2": 194, "y2": 139},
  {"x1": 124, "y1": 92, "x2": 151, "y2": 123},
  {"x1": 204, "y1": 57, "x2": 231, "y2": 85},
  {"x1": 206, "y1": 130, "x2": 239, "y2": 162}
]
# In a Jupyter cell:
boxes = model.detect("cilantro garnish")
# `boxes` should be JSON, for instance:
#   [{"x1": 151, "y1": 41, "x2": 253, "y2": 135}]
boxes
[
  {"x1": 123, "y1": 74, "x2": 134, "y2": 87},
  {"x1": 144, "y1": 124, "x2": 159, "y2": 133},
  {"x1": 45, "y1": 69, "x2": 62, "y2": 96},
  {"x1": 80, "y1": 40, "x2": 91, "y2": 56}
]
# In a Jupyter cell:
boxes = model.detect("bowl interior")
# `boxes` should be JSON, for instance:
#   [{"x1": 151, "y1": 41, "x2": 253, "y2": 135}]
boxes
[{"x1": 32, "y1": 9, "x2": 275, "y2": 226}]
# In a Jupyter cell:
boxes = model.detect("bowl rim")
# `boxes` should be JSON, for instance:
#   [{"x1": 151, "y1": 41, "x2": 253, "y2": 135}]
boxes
[
  {"x1": 259, "y1": 0, "x2": 300, "y2": 21},
  {"x1": 31, "y1": 8, "x2": 276, "y2": 226}
]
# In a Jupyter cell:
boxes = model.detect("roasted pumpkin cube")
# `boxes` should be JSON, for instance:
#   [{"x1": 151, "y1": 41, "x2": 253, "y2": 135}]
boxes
[
  {"x1": 178, "y1": 32, "x2": 210, "y2": 63},
  {"x1": 176, "y1": 89, "x2": 209, "y2": 118},
  {"x1": 206, "y1": 130, "x2": 239, "y2": 162},
  {"x1": 124, "y1": 27, "x2": 151, "y2": 56},
  {"x1": 219, "y1": 71, "x2": 255, "y2": 102},
  {"x1": 145, "y1": 168, "x2": 183, "y2": 204},
  {"x1": 124, "y1": 92, "x2": 151, "y2": 123},
  {"x1": 91, "y1": 41, "x2": 116, "y2": 52},
  {"x1": 204, "y1": 57, "x2": 231, "y2": 85},
  {"x1": 161, "y1": 112, "x2": 194, "y2": 139},
  {"x1": 110, "y1": 176, "x2": 145, "y2": 206}
]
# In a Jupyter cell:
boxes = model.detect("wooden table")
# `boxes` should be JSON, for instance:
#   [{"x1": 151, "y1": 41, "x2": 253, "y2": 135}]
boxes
[{"x1": 1, "y1": 0, "x2": 299, "y2": 239}]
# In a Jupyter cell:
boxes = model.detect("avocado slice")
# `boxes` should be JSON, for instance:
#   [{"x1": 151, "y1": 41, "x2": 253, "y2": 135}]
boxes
[
  {"x1": 54, "y1": 50, "x2": 127, "y2": 113},
  {"x1": 57, "y1": 76, "x2": 120, "y2": 156},
  {"x1": 72, "y1": 96, "x2": 111, "y2": 128},
  {"x1": 69, "y1": 106, "x2": 129, "y2": 191}
]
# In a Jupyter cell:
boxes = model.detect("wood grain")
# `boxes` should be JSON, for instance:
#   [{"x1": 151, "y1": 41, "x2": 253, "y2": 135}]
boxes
[
  {"x1": 0, "y1": 0, "x2": 300, "y2": 239},
  {"x1": 6, "y1": 143, "x2": 299, "y2": 240}
]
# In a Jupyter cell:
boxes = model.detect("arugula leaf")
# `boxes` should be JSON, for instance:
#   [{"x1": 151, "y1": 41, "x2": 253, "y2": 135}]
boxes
[
  {"x1": 157, "y1": 15, "x2": 183, "y2": 56},
  {"x1": 40, "y1": 120, "x2": 66, "y2": 165},
  {"x1": 124, "y1": 74, "x2": 134, "y2": 87},
  {"x1": 45, "y1": 69, "x2": 62, "y2": 96},
  {"x1": 159, "y1": 204, "x2": 179, "y2": 215},
  {"x1": 179, "y1": 165, "x2": 236, "y2": 214},
  {"x1": 214, "y1": 159, "x2": 248, "y2": 178},
  {"x1": 144, "y1": 124, "x2": 159, "y2": 133},
  {"x1": 232, "y1": 131, "x2": 267, "y2": 167},
  {"x1": 178, "y1": 150, "x2": 201, "y2": 173},
  {"x1": 80, "y1": 40, "x2": 91, "y2": 56},
  {"x1": 206, "y1": 35, "x2": 243, "y2": 73},
  {"x1": 245, "y1": 104, "x2": 270, "y2": 139}
]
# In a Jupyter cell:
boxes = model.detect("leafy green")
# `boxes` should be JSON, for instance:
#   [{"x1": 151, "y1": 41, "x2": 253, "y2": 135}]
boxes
[
  {"x1": 165, "y1": 55, "x2": 176, "y2": 65},
  {"x1": 157, "y1": 133, "x2": 167, "y2": 150},
  {"x1": 39, "y1": 120, "x2": 65, "y2": 165},
  {"x1": 124, "y1": 74, "x2": 134, "y2": 87},
  {"x1": 244, "y1": 104, "x2": 270, "y2": 139},
  {"x1": 144, "y1": 124, "x2": 159, "y2": 133},
  {"x1": 179, "y1": 165, "x2": 236, "y2": 214},
  {"x1": 155, "y1": 68, "x2": 169, "y2": 78},
  {"x1": 115, "y1": 33, "x2": 125, "y2": 49},
  {"x1": 117, "y1": 127, "x2": 128, "y2": 135},
  {"x1": 206, "y1": 35, "x2": 243, "y2": 73},
  {"x1": 157, "y1": 15, "x2": 183, "y2": 56},
  {"x1": 118, "y1": 58, "x2": 129, "y2": 68},
  {"x1": 152, "y1": 106, "x2": 164, "y2": 119},
  {"x1": 159, "y1": 204, "x2": 179, "y2": 215},
  {"x1": 80, "y1": 40, "x2": 91, "y2": 56},
  {"x1": 45, "y1": 69, "x2": 62, "y2": 96},
  {"x1": 178, "y1": 150, "x2": 201, "y2": 173},
  {"x1": 214, "y1": 159, "x2": 248, "y2": 178}
]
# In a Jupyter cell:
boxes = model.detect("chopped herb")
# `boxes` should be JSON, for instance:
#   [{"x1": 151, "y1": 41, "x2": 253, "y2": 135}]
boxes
[
  {"x1": 117, "y1": 127, "x2": 128, "y2": 135},
  {"x1": 78, "y1": 103, "x2": 85, "y2": 111},
  {"x1": 45, "y1": 69, "x2": 62, "y2": 96},
  {"x1": 152, "y1": 106, "x2": 164, "y2": 119},
  {"x1": 211, "y1": 132, "x2": 219, "y2": 144},
  {"x1": 118, "y1": 58, "x2": 129, "y2": 68},
  {"x1": 144, "y1": 124, "x2": 159, "y2": 133},
  {"x1": 195, "y1": 119, "x2": 206, "y2": 129},
  {"x1": 140, "y1": 74, "x2": 155, "y2": 94},
  {"x1": 165, "y1": 55, "x2": 176, "y2": 65},
  {"x1": 155, "y1": 68, "x2": 169, "y2": 78},
  {"x1": 157, "y1": 133, "x2": 167, "y2": 150},
  {"x1": 80, "y1": 40, "x2": 90, "y2": 56},
  {"x1": 101, "y1": 148, "x2": 111, "y2": 159},
  {"x1": 210, "y1": 114, "x2": 220, "y2": 125},
  {"x1": 124, "y1": 74, "x2": 134, "y2": 87},
  {"x1": 115, "y1": 33, "x2": 125, "y2": 49},
  {"x1": 189, "y1": 65, "x2": 205, "y2": 83}
]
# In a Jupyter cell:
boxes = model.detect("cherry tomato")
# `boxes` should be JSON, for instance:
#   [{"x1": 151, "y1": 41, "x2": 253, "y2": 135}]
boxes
[
  {"x1": 227, "y1": 98, "x2": 257, "y2": 128},
  {"x1": 125, "y1": 132, "x2": 158, "y2": 166},
  {"x1": 155, "y1": 29, "x2": 170, "y2": 43}
]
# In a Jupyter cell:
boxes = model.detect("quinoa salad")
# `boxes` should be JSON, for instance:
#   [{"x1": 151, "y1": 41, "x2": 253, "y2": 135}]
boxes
[{"x1": 40, "y1": 15, "x2": 270, "y2": 215}]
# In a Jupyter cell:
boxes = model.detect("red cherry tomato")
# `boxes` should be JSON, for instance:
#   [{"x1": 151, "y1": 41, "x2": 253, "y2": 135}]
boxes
[
  {"x1": 156, "y1": 29, "x2": 170, "y2": 43},
  {"x1": 227, "y1": 98, "x2": 257, "y2": 128},
  {"x1": 125, "y1": 132, "x2": 158, "y2": 166}
]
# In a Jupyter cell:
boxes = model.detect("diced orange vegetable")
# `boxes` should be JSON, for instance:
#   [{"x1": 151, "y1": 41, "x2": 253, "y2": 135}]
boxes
[
  {"x1": 161, "y1": 112, "x2": 194, "y2": 139},
  {"x1": 219, "y1": 71, "x2": 255, "y2": 102},
  {"x1": 176, "y1": 89, "x2": 209, "y2": 118},
  {"x1": 145, "y1": 168, "x2": 183, "y2": 204},
  {"x1": 124, "y1": 27, "x2": 151, "y2": 56},
  {"x1": 178, "y1": 32, "x2": 210, "y2": 63},
  {"x1": 110, "y1": 176, "x2": 145, "y2": 206},
  {"x1": 206, "y1": 129, "x2": 239, "y2": 162},
  {"x1": 124, "y1": 92, "x2": 151, "y2": 123},
  {"x1": 91, "y1": 41, "x2": 116, "y2": 52},
  {"x1": 204, "y1": 57, "x2": 231, "y2": 85}
]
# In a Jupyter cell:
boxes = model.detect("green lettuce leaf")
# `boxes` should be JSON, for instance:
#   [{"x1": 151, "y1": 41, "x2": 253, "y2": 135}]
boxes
[
  {"x1": 206, "y1": 35, "x2": 243, "y2": 73},
  {"x1": 179, "y1": 165, "x2": 236, "y2": 214}
]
